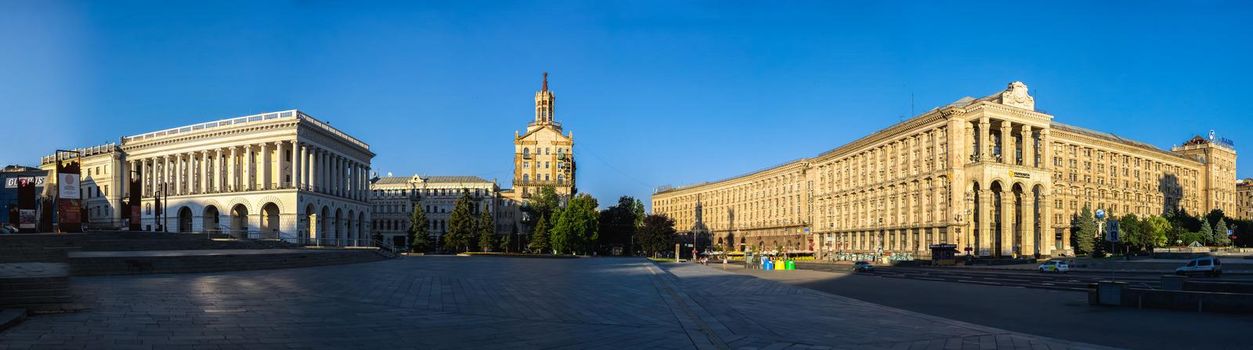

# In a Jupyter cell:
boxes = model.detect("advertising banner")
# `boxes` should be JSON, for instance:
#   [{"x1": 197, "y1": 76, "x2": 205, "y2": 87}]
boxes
[
  {"x1": 58, "y1": 173, "x2": 81, "y2": 199},
  {"x1": 57, "y1": 199, "x2": 81, "y2": 226},
  {"x1": 130, "y1": 206, "x2": 141, "y2": 227},
  {"x1": 19, "y1": 209, "x2": 36, "y2": 229}
]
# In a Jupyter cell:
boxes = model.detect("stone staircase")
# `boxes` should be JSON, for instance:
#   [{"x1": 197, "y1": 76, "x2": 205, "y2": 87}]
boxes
[
  {"x1": 67, "y1": 249, "x2": 388, "y2": 276},
  {"x1": 0, "y1": 233, "x2": 391, "y2": 330},
  {"x1": 0, "y1": 263, "x2": 72, "y2": 314}
]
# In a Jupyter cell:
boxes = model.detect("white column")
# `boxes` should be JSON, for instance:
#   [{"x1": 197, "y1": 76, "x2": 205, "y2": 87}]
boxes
[
  {"x1": 198, "y1": 151, "x2": 207, "y2": 193},
  {"x1": 310, "y1": 148, "x2": 319, "y2": 193},
  {"x1": 244, "y1": 144, "x2": 254, "y2": 191},
  {"x1": 293, "y1": 142, "x2": 303, "y2": 190},
  {"x1": 334, "y1": 155, "x2": 342, "y2": 197},
  {"x1": 173, "y1": 154, "x2": 183, "y2": 195},
  {"x1": 214, "y1": 149, "x2": 222, "y2": 192},
  {"x1": 228, "y1": 147, "x2": 237, "y2": 192}
]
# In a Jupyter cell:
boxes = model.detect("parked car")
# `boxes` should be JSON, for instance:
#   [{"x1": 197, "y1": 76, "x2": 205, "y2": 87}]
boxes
[
  {"x1": 1175, "y1": 257, "x2": 1223, "y2": 277},
  {"x1": 0, "y1": 224, "x2": 18, "y2": 234},
  {"x1": 1037, "y1": 260, "x2": 1069, "y2": 273},
  {"x1": 852, "y1": 261, "x2": 874, "y2": 272}
]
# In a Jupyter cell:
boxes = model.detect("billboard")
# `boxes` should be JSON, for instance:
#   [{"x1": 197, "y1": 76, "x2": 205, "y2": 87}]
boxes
[{"x1": 58, "y1": 173, "x2": 81, "y2": 199}]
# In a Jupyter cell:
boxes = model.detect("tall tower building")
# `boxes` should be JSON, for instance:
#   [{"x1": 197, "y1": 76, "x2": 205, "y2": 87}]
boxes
[
  {"x1": 1172, "y1": 131, "x2": 1238, "y2": 215},
  {"x1": 510, "y1": 73, "x2": 576, "y2": 200}
]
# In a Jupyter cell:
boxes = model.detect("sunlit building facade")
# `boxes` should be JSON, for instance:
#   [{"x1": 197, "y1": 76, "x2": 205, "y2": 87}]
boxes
[
  {"x1": 41, "y1": 110, "x2": 375, "y2": 245},
  {"x1": 653, "y1": 82, "x2": 1238, "y2": 258}
]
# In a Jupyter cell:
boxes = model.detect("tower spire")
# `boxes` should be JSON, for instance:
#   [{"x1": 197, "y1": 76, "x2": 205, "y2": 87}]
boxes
[{"x1": 542, "y1": 72, "x2": 548, "y2": 91}]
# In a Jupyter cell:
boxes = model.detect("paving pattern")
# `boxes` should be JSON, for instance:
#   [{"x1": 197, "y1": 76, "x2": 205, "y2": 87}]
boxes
[{"x1": 0, "y1": 257, "x2": 1109, "y2": 349}]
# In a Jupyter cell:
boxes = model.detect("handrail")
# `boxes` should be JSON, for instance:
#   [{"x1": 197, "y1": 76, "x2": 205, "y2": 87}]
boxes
[{"x1": 372, "y1": 238, "x2": 400, "y2": 258}]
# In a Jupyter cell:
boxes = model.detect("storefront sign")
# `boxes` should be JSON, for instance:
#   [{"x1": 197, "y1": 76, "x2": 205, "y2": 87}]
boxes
[
  {"x1": 5, "y1": 176, "x2": 46, "y2": 188},
  {"x1": 1010, "y1": 171, "x2": 1030, "y2": 179}
]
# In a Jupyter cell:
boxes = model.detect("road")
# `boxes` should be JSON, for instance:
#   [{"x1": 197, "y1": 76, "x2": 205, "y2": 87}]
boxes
[
  {"x1": 727, "y1": 265, "x2": 1253, "y2": 350},
  {"x1": 798, "y1": 263, "x2": 1253, "y2": 291}
]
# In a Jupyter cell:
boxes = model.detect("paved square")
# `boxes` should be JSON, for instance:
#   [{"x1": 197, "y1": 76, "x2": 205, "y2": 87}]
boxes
[{"x1": 0, "y1": 257, "x2": 1106, "y2": 349}]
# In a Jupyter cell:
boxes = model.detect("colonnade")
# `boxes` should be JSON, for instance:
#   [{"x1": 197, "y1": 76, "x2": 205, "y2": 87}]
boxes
[
  {"x1": 132, "y1": 140, "x2": 370, "y2": 201},
  {"x1": 966, "y1": 116, "x2": 1049, "y2": 168}
]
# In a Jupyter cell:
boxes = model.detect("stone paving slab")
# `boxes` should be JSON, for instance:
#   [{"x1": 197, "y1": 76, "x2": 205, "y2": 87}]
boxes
[
  {"x1": 0, "y1": 257, "x2": 1112, "y2": 349},
  {"x1": 658, "y1": 263, "x2": 1113, "y2": 349}
]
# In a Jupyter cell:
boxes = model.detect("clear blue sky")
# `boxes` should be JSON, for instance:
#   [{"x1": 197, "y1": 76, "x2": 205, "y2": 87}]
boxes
[{"x1": 3, "y1": 1, "x2": 1251, "y2": 210}]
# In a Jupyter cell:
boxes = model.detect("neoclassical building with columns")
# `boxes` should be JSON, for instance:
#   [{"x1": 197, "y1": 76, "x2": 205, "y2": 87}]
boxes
[
  {"x1": 41, "y1": 110, "x2": 374, "y2": 245},
  {"x1": 653, "y1": 82, "x2": 1238, "y2": 258}
]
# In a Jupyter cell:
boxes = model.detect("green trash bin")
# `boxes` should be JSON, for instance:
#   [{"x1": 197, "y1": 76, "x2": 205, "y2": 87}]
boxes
[{"x1": 786, "y1": 260, "x2": 795, "y2": 270}]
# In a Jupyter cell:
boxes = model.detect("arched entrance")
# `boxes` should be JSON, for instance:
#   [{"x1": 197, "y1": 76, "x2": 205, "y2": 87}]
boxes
[
  {"x1": 1012, "y1": 183, "x2": 1025, "y2": 257},
  {"x1": 178, "y1": 207, "x2": 193, "y2": 233},
  {"x1": 990, "y1": 181, "x2": 1004, "y2": 257},
  {"x1": 334, "y1": 208, "x2": 344, "y2": 246},
  {"x1": 304, "y1": 204, "x2": 316, "y2": 244},
  {"x1": 231, "y1": 204, "x2": 249, "y2": 238},
  {"x1": 346, "y1": 210, "x2": 356, "y2": 246},
  {"x1": 203, "y1": 206, "x2": 220, "y2": 233},
  {"x1": 971, "y1": 182, "x2": 982, "y2": 255},
  {"x1": 261, "y1": 203, "x2": 280, "y2": 237},
  {"x1": 358, "y1": 211, "x2": 367, "y2": 244},
  {"x1": 320, "y1": 206, "x2": 330, "y2": 245}
]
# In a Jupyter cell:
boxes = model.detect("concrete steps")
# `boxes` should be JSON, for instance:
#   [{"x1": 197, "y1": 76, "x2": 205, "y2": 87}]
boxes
[
  {"x1": 68, "y1": 249, "x2": 388, "y2": 276},
  {"x1": 0, "y1": 263, "x2": 72, "y2": 313}
]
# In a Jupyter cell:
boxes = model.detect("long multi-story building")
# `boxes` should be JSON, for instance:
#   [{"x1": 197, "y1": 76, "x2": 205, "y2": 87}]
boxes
[
  {"x1": 369, "y1": 174, "x2": 521, "y2": 249},
  {"x1": 653, "y1": 82, "x2": 1238, "y2": 258},
  {"x1": 40, "y1": 110, "x2": 374, "y2": 245},
  {"x1": 1237, "y1": 178, "x2": 1253, "y2": 220}
]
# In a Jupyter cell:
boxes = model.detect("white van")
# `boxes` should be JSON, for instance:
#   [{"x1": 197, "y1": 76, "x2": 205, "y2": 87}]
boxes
[{"x1": 1175, "y1": 257, "x2": 1223, "y2": 277}]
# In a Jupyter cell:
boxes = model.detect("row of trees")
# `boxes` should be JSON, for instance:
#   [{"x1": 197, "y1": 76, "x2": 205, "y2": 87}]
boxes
[
  {"x1": 403, "y1": 187, "x2": 683, "y2": 256},
  {"x1": 1070, "y1": 206, "x2": 1248, "y2": 257},
  {"x1": 406, "y1": 194, "x2": 505, "y2": 253}
]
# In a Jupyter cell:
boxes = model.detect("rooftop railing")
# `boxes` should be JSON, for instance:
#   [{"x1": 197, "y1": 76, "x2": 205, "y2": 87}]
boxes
[
  {"x1": 40, "y1": 143, "x2": 119, "y2": 165},
  {"x1": 120, "y1": 109, "x2": 370, "y2": 151}
]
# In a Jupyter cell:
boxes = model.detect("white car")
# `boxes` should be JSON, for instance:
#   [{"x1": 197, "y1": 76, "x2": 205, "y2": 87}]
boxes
[
  {"x1": 1038, "y1": 260, "x2": 1069, "y2": 273},
  {"x1": 1175, "y1": 257, "x2": 1222, "y2": 277}
]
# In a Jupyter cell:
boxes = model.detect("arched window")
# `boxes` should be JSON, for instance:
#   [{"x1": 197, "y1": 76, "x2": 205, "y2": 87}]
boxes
[
  {"x1": 557, "y1": 174, "x2": 565, "y2": 184},
  {"x1": 522, "y1": 148, "x2": 530, "y2": 158}
]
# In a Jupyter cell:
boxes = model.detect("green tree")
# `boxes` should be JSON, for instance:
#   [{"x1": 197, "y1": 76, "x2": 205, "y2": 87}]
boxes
[
  {"x1": 1215, "y1": 218, "x2": 1231, "y2": 246},
  {"x1": 1118, "y1": 214, "x2": 1143, "y2": 253},
  {"x1": 444, "y1": 194, "x2": 476, "y2": 252},
  {"x1": 499, "y1": 227, "x2": 513, "y2": 253},
  {"x1": 1198, "y1": 219, "x2": 1214, "y2": 245},
  {"x1": 598, "y1": 196, "x2": 642, "y2": 255},
  {"x1": 1144, "y1": 215, "x2": 1171, "y2": 249},
  {"x1": 636, "y1": 214, "x2": 677, "y2": 258},
  {"x1": 478, "y1": 210, "x2": 496, "y2": 252},
  {"x1": 408, "y1": 204, "x2": 430, "y2": 253},
  {"x1": 550, "y1": 194, "x2": 599, "y2": 254},
  {"x1": 528, "y1": 215, "x2": 551, "y2": 253},
  {"x1": 1071, "y1": 206, "x2": 1096, "y2": 255}
]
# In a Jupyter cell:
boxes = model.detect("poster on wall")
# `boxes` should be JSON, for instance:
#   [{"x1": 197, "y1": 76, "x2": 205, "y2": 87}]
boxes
[
  {"x1": 19, "y1": 209, "x2": 35, "y2": 229},
  {"x1": 58, "y1": 173, "x2": 81, "y2": 199}
]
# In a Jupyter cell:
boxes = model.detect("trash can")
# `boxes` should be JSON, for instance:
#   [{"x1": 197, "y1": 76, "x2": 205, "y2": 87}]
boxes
[
  {"x1": 766, "y1": 261, "x2": 774, "y2": 271},
  {"x1": 786, "y1": 260, "x2": 795, "y2": 270}
]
